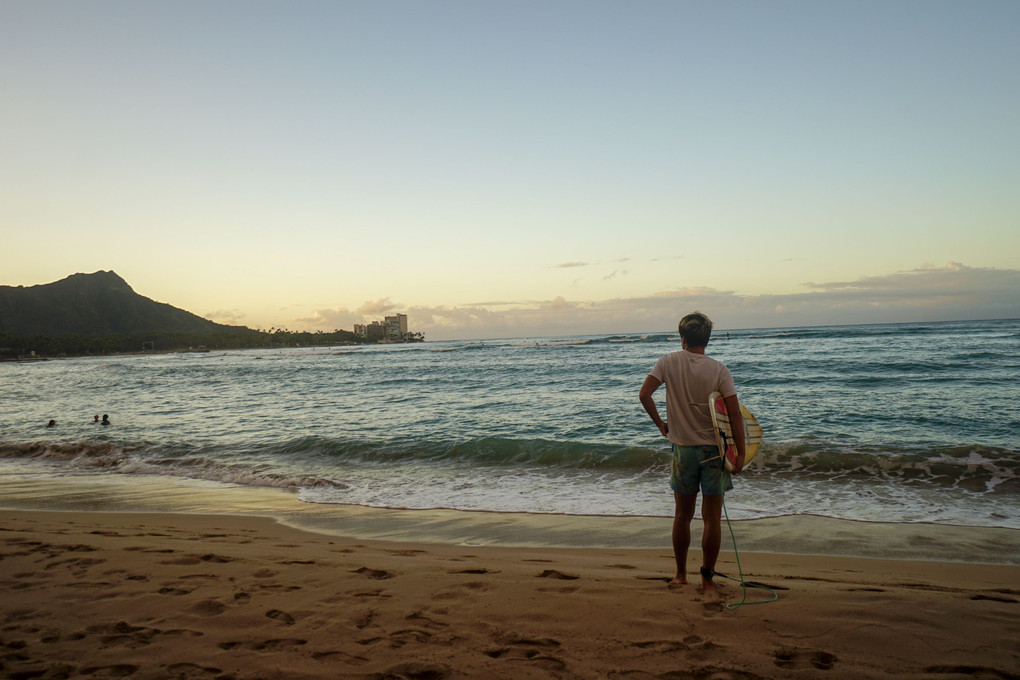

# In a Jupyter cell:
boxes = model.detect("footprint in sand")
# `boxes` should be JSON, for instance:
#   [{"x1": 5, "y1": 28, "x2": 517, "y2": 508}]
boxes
[
  {"x1": 406, "y1": 609, "x2": 449, "y2": 628},
  {"x1": 311, "y1": 650, "x2": 369, "y2": 664},
  {"x1": 160, "y1": 556, "x2": 203, "y2": 566},
  {"x1": 87, "y1": 621, "x2": 162, "y2": 648},
  {"x1": 219, "y1": 638, "x2": 308, "y2": 651},
  {"x1": 632, "y1": 640, "x2": 688, "y2": 653},
  {"x1": 631, "y1": 636, "x2": 715, "y2": 653},
  {"x1": 389, "y1": 628, "x2": 433, "y2": 645},
  {"x1": 486, "y1": 637, "x2": 566, "y2": 672},
  {"x1": 46, "y1": 556, "x2": 107, "y2": 576},
  {"x1": 350, "y1": 588, "x2": 392, "y2": 599},
  {"x1": 188, "y1": 600, "x2": 227, "y2": 617},
  {"x1": 774, "y1": 647, "x2": 837, "y2": 671},
  {"x1": 124, "y1": 546, "x2": 175, "y2": 553},
  {"x1": 266, "y1": 609, "x2": 296, "y2": 625},
  {"x1": 377, "y1": 662, "x2": 450, "y2": 679},
  {"x1": 165, "y1": 662, "x2": 222, "y2": 676},
  {"x1": 354, "y1": 629, "x2": 434, "y2": 649},
  {"x1": 970, "y1": 593, "x2": 1018, "y2": 603},
  {"x1": 536, "y1": 569, "x2": 579, "y2": 580},
  {"x1": 354, "y1": 567, "x2": 395, "y2": 580},
  {"x1": 252, "y1": 638, "x2": 307, "y2": 651},
  {"x1": 353, "y1": 610, "x2": 376, "y2": 629},
  {"x1": 79, "y1": 664, "x2": 139, "y2": 677},
  {"x1": 639, "y1": 576, "x2": 672, "y2": 583}
]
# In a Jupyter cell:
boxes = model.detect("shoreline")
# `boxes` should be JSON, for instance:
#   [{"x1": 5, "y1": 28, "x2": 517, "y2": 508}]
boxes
[{"x1": 1, "y1": 466, "x2": 1017, "y2": 565}]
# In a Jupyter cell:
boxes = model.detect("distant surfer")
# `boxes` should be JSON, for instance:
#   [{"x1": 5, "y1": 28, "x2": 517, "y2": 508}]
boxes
[{"x1": 639, "y1": 311, "x2": 746, "y2": 592}]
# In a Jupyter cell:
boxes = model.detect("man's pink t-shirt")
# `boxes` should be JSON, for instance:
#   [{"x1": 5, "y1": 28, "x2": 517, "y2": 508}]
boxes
[{"x1": 649, "y1": 350, "x2": 737, "y2": 447}]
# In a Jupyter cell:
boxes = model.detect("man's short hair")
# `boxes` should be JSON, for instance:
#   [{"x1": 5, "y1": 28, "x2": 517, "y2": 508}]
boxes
[{"x1": 678, "y1": 312, "x2": 713, "y2": 347}]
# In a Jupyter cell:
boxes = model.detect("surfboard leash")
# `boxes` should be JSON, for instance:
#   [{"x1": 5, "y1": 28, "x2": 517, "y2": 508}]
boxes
[{"x1": 711, "y1": 490, "x2": 779, "y2": 609}]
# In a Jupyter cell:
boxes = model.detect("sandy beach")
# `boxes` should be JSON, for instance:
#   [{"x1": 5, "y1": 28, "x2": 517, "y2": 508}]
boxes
[{"x1": 2, "y1": 499, "x2": 1018, "y2": 680}]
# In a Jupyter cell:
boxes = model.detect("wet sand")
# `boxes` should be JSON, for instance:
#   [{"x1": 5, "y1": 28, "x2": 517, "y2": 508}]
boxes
[{"x1": 1, "y1": 473, "x2": 1018, "y2": 679}]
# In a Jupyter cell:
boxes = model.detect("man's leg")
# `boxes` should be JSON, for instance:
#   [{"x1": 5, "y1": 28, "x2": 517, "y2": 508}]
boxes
[
  {"x1": 671, "y1": 492, "x2": 697, "y2": 586},
  {"x1": 699, "y1": 493, "x2": 723, "y2": 591}
]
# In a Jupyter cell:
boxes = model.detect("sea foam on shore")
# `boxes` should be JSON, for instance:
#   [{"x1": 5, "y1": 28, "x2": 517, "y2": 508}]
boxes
[{"x1": 2, "y1": 462, "x2": 1016, "y2": 565}]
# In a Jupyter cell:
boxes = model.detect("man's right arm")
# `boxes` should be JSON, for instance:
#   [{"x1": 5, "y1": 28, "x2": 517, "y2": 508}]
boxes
[{"x1": 639, "y1": 375, "x2": 669, "y2": 438}]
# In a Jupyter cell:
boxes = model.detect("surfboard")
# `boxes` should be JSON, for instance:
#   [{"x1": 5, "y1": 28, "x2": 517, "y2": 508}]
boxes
[{"x1": 708, "y1": 391, "x2": 763, "y2": 472}]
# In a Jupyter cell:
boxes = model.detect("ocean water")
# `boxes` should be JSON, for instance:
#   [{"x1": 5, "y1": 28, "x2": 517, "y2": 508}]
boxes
[{"x1": 1, "y1": 319, "x2": 1018, "y2": 529}]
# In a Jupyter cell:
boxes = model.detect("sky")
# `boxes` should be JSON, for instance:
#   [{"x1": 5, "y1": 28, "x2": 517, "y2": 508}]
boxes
[{"x1": 2, "y1": 1, "x2": 1018, "y2": 340}]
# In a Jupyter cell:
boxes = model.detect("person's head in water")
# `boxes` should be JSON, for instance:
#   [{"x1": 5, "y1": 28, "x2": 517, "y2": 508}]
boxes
[
  {"x1": 93, "y1": 415, "x2": 99, "y2": 423},
  {"x1": 101, "y1": 414, "x2": 110, "y2": 425},
  {"x1": 678, "y1": 312, "x2": 713, "y2": 348},
  {"x1": 47, "y1": 419, "x2": 56, "y2": 428}
]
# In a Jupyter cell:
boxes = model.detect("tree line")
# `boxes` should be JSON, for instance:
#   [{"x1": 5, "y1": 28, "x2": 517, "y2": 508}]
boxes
[{"x1": 0, "y1": 327, "x2": 423, "y2": 360}]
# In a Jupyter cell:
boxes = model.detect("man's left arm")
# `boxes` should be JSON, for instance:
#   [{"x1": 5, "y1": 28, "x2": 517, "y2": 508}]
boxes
[{"x1": 722, "y1": 393, "x2": 746, "y2": 473}]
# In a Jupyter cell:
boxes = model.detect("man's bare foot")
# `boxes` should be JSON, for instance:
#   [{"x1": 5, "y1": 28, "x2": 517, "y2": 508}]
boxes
[
  {"x1": 698, "y1": 566, "x2": 720, "y2": 592},
  {"x1": 668, "y1": 576, "x2": 687, "y2": 588},
  {"x1": 699, "y1": 579, "x2": 720, "y2": 593}
]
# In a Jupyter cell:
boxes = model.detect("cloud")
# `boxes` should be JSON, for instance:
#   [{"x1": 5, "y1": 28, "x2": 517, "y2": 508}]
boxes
[
  {"x1": 286, "y1": 263, "x2": 1020, "y2": 340},
  {"x1": 554, "y1": 261, "x2": 589, "y2": 268},
  {"x1": 290, "y1": 307, "x2": 363, "y2": 331},
  {"x1": 357, "y1": 297, "x2": 399, "y2": 316},
  {"x1": 807, "y1": 261, "x2": 994, "y2": 294},
  {"x1": 289, "y1": 295, "x2": 408, "y2": 331},
  {"x1": 204, "y1": 309, "x2": 246, "y2": 324}
]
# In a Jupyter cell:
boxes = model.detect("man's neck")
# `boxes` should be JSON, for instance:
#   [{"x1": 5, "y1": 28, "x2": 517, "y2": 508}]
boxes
[{"x1": 681, "y1": 340, "x2": 706, "y2": 355}]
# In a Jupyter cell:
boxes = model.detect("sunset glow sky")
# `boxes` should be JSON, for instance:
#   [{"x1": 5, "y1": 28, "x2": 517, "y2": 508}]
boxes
[{"x1": 3, "y1": 1, "x2": 1018, "y2": 339}]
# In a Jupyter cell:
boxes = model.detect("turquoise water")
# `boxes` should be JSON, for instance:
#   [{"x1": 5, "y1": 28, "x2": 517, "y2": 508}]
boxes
[{"x1": 2, "y1": 319, "x2": 1018, "y2": 527}]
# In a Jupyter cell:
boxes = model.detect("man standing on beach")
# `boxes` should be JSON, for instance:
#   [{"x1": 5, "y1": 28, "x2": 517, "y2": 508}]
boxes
[{"x1": 639, "y1": 312, "x2": 746, "y2": 591}]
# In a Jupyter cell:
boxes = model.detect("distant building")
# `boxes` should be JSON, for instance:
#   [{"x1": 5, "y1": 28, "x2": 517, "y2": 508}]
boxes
[
  {"x1": 366, "y1": 321, "x2": 385, "y2": 341},
  {"x1": 353, "y1": 313, "x2": 419, "y2": 342},
  {"x1": 384, "y1": 314, "x2": 408, "y2": 341}
]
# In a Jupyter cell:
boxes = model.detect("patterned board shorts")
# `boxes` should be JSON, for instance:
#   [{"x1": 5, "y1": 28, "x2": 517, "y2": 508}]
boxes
[{"x1": 670, "y1": 444, "x2": 733, "y2": 496}]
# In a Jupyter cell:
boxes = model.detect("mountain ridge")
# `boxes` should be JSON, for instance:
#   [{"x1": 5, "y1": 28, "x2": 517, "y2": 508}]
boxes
[{"x1": 0, "y1": 271, "x2": 237, "y2": 336}]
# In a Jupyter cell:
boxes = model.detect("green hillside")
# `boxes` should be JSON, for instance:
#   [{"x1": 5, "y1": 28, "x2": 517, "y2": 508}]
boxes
[
  {"x1": 0, "y1": 271, "x2": 227, "y2": 336},
  {"x1": 0, "y1": 271, "x2": 361, "y2": 357}
]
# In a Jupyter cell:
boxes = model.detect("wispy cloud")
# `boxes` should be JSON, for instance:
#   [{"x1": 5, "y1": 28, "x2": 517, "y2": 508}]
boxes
[
  {"x1": 204, "y1": 308, "x2": 246, "y2": 324},
  {"x1": 554, "y1": 262, "x2": 589, "y2": 268}
]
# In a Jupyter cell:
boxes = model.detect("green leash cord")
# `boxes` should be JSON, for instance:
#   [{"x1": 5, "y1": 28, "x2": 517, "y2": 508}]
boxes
[{"x1": 708, "y1": 490, "x2": 779, "y2": 609}]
